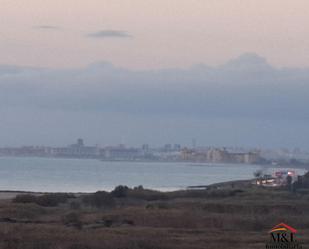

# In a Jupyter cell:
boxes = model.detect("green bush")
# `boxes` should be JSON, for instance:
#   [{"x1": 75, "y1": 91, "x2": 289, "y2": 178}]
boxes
[
  {"x1": 0, "y1": 203, "x2": 46, "y2": 219},
  {"x1": 13, "y1": 194, "x2": 37, "y2": 204},
  {"x1": 128, "y1": 188, "x2": 168, "y2": 201},
  {"x1": 62, "y1": 212, "x2": 83, "y2": 229},
  {"x1": 13, "y1": 193, "x2": 75, "y2": 207},
  {"x1": 111, "y1": 185, "x2": 129, "y2": 198},
  {"x1": 36, "y1": 193, "x2": 75, "y2": 207},
  {"x1": 82, "y1": 191, "x2": 115, "y2": 208},
  {"x1": 145, "y1": 202, "x2": 169, "y2": 209},
  {"x1": 68, "y1": 244, "x2": 92, "y2": 249},
  {"x1": 70, "y1": 201, "x2": 81, "y2": 210}
]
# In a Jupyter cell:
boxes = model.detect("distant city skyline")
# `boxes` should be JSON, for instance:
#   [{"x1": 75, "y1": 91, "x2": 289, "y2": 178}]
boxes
[
  {"x1": 0, "y1": 137, "x2": 307, "y2": 152},
  {"x1": 1, "y1": 138, "x2": 308, "y2": 166}
]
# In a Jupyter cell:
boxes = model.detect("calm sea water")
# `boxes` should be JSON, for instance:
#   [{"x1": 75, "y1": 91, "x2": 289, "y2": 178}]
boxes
[{"x1": 0, "y1": 157, "x2": 305, "y2": 192}]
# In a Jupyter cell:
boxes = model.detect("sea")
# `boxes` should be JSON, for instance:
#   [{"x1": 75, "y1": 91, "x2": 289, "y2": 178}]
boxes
[{"x1": 0, "y1": 157, "x2": 306, "y2": 192}]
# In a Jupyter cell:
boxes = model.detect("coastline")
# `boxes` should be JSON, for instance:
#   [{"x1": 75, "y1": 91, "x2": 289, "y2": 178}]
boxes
[
  {"x1": 1, "y1": 177, "x2": 309, "y2": 249},
  {"x1": 0, "y1": 179, "x2": 260, "y2": 200},
  {"x1": 0, "y1": 157, "x2": 306, "y2": 195},
  {"x1": 1, "y1": 155, "x2": 308, "y2": 169}
]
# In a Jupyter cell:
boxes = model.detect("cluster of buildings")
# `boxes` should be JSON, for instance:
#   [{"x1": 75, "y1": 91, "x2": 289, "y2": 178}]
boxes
[
  {"x1": 181, "y1": 147, "x2": 261, "y2": 164},
  {"x1": 0, "y1": 139, "x2": 262, "y2": 164},
  {"x1": 0, "y1": 139, "x2": 181, "y2": 161}
]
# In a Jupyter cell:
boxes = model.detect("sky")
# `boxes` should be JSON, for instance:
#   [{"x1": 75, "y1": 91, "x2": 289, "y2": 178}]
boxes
[
  {"x1": 1, "y1": 0, "x2": 309, "y2": 69},
  {"x1": 0, "y1": 1, "x2": 309, "y2": 149}
]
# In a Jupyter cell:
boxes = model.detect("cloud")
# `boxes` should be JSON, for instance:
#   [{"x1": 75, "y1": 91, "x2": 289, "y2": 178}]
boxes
[
  {"x1": 87, "y1": 30, "x2": 132, "y2": 38},
  {"x1": 1, "y1": 54, "x2": 309, "y2": 147},
  {"x1": 0, "y1": 53, "x2": 308, "y2": 121},
  {"x1": 34, "y1": 25, "x2": 60, "y2": 30}
]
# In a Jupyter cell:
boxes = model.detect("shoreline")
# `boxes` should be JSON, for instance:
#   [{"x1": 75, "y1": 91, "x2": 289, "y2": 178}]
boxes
[
  {"x1": 0, "y1": 158, "x2": 306, "y2": 198},
  {"x1": 0, "y1": 179, "x2": 257, "y2": 200},
  {"x1": 1, "y1": 173, "x2": 308, "y2": 249},
  {"x1": 0, "y1": 168, "x2": 306, "y2": 198},
  {"x1": 0, "y1": 155, "x2": 301, "y2": 166},
  {"x1": 1, "y1": 155, "x2": 308, "y2": 171}
]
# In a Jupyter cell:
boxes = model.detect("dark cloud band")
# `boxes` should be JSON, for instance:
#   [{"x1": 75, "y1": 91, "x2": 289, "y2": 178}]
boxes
[
  {"x1": 34, "y1": 25, "x2": 60, "y2": 30},
  {"x1": 87, "y1": 30, "x2": 132, "y2": 38}
]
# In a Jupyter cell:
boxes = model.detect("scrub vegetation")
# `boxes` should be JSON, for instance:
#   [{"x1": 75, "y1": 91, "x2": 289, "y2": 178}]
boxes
[{"x1": 1, "y1": 180, "x2": 309, "y2": 249}]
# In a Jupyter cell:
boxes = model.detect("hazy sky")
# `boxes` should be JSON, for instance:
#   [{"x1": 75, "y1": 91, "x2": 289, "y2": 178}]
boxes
[
  {"x1": 1, "y1": 0, "x2": 309, "y2": 69},
  {"x1": 0, "y1": 53, "x2": 309, "y2": 149},
  {"x1": 0, "y1": 1, "x2": 309, "y2": 149}
]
